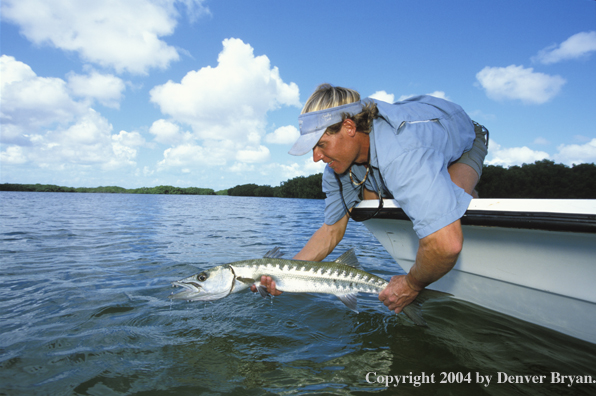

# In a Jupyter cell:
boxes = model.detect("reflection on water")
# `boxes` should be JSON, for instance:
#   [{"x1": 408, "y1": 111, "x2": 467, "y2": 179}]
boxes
[{"x1": 1, "y1": 192, "x2": 595, "y2": 395}]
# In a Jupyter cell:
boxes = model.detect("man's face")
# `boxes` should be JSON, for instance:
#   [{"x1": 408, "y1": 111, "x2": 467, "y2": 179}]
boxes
[{"x1": 312, "y1": 124, "x2": 358, "y2": 174}]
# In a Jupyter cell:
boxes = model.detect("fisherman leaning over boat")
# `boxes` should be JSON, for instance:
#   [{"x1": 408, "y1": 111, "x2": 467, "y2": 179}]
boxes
[{"x1": 251, "y1": 83, "x2": 489, "y2": 315}]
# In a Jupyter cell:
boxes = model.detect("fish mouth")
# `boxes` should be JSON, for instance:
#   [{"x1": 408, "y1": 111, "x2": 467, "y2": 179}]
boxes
[{"x1": 169, "y1": 281, "x2": 202, "y2": 300}]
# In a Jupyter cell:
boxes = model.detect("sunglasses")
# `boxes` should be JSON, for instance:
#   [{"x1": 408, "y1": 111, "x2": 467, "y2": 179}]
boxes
[{"x1": 335, "y1": 166, "x2": 384, "y2": 222}]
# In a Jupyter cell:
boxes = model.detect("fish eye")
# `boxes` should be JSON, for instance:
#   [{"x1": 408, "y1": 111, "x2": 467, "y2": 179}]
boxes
[{"x1": 197, "y1": 273, "x2": 208, "y2": 282}]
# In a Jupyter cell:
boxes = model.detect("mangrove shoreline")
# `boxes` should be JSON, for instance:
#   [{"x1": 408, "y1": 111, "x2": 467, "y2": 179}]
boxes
[{"x1": 1, "y1": 160, "x2": 595, "y2": 199}]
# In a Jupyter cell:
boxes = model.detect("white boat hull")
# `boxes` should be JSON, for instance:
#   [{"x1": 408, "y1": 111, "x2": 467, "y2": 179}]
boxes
[{"x1": 355, "y1": 199, "x2": 596, "y2": 344}]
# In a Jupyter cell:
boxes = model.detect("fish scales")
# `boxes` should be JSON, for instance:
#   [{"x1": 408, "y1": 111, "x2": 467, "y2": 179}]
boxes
[
  {"x1": 170, "y1": 247, "x2": 447, "y2": 326},
  {"x1": 233, "y1": 258, "x2": 387, "y2": 295}
]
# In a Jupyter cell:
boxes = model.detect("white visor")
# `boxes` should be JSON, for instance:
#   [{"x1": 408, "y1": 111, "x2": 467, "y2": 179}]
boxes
[{"x1": 289, "y1": 101, "x2": 364, "y2": 156}]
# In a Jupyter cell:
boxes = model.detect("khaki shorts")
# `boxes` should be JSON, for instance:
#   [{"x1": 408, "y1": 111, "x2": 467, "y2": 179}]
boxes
[{"x1": 455, "y1": 121, "x2": 489, "y2": 178}]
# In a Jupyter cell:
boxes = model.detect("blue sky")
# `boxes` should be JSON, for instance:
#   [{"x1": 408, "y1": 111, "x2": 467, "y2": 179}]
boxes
[{"x1": 1, "y1": 0, "x2": 595, "y2": 190}]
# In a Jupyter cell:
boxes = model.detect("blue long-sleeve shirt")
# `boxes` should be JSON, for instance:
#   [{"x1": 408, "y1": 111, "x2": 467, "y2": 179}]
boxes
[{"x1": 323, "y1": 95, "x2": 475, "y2": 239}]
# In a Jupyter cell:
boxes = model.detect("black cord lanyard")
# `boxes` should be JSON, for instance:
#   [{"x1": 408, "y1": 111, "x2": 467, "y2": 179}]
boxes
[{"x1": 334, "y1": 165, "x2": 384, "y2": 222}]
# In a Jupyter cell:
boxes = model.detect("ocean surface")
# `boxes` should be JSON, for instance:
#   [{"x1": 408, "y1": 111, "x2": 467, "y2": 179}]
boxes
[{"x1": 1, "y1": 191, "x2": 595, "y2": 395}]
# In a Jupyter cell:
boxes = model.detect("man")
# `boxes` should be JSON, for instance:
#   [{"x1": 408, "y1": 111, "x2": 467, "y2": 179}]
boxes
[{"x1": 252, "y1": 83, "x2": 488, "y2": 315}]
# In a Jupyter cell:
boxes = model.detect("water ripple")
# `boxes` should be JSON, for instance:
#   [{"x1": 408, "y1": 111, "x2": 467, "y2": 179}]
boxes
[{"x1": 1, "y1": 192, "x2": 595, "y2": 395}]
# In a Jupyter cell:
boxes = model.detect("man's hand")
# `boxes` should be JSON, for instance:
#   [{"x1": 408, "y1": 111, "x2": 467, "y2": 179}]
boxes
[
  {"x1": 379, "y1": 219, "x2": 463, "y2": 313},
  {"x1": 250, "y1": 276, "x2": 283, "y2": 296},
  {"x1": 378, "y1": 275, "x2": 420, "y2": 313}
]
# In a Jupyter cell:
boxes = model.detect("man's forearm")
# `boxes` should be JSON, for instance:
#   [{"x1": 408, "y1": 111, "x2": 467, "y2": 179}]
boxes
[
  {"x1": 293, "y1": 214, "x2": 349, "y2": 261},
  {"x1": 405, "y1": 220, "x2": 463, "y2": 291}
]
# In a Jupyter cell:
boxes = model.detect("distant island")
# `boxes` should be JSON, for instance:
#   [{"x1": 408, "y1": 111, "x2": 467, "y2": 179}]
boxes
[
  {"x1": 0, "y1": 173, "x2": 326, "y2": 199},
  {"x1": 1, "y1": 160, "x2": 595, "y2": 199}
]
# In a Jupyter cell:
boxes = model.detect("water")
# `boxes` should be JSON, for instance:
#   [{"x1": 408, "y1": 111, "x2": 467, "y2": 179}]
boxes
[{"x1": 1, "y1": 191, "x2": 595, "y2": 395}]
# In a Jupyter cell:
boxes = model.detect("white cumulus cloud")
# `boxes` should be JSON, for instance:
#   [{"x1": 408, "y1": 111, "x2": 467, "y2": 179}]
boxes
[
  {"x1": 158, "y1": 144, "x2": 207, "y2": 168},
  {"x1": 1, "y1": 55, "x2": 85, "y2": 137},
  {"x1": 554, "y1": 138, "x2": 596, "y2": 166},
  {"x1": 67, "y1": 71, "x2": 126, "y2": 108},
  {"x1": 486, "y1": 138, "x2": 596, "y2": 168},
  {"x1": 476, "y1": 65, "x2": 566, "y2": 104},
  {"x1": 0, "y1": 146, "x2": 28, "y2": 165},
  {"x1": 276, "y1": 158, "x2": 326, "y2": 180},
  {"x1": 486, "y1": 139, "x2": 550, "y2": 167},
  {"x1": 533, "y1": 31, "x2": 596, "y2": 64},
  {"x1": 236, "y1": 145, "x2": 270, "y2": 163},
  {"x1": 0, "y1": 55, "x2": 145, "y2": 171},
  {"x1": 369, "y1": 90, "x2": 395, "y2": 103},
  {"x1": 150, "y1": 38, "x2": 300, "y2": 168},
  {"x1": 1, "y1": 0, "x2": 210, "y2": 74},
  {"x1": 397, "y1": 91, "x2": 449, "y2": 102},
  {"x1": 265, "y1": 125, "x2": 300, "y2": 145},
  {"x1": 149, "y1": 119, "x2": 193, "y2": 145}
]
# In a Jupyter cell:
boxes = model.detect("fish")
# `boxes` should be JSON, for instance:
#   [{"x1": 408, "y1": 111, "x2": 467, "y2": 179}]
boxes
[{"x1": 170, "y1": 247, "x2": 448, "y2": 326}]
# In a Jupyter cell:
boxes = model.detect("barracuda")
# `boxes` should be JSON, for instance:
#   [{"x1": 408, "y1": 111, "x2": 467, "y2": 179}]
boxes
[{"x1": 170, "y1": 247, "x2": 447, "y2": 325}]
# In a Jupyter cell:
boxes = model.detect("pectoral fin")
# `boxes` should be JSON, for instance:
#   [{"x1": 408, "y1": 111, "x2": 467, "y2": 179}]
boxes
[
  {"x1": 236, "y1": 277, "x2": 256, "y2": 285},
  {"x1": 336, "y1": 293, "x2": 359, "y2": 313}
]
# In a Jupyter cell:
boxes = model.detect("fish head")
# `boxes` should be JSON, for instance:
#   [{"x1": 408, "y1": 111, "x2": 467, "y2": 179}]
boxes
[{"x1": 170, "y1": 264, "x2": 235, "y2": 301}]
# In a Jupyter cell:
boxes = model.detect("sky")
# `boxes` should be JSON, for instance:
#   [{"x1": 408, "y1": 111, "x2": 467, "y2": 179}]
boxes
[{"x1": 1, "y1": 0, "x2": 595, "y2": 190}]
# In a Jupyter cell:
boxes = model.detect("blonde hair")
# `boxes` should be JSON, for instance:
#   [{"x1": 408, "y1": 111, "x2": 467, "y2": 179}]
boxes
[
  {"x1": 301, "y1": 83, "x2": 378, "y2": 135},
  {"x1": 301, "y1": 84, "x2": 360, "y2": 114}
]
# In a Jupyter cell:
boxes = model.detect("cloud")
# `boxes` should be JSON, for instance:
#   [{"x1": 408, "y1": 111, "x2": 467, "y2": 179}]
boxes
[
  {"x1": 486, "y1": 139, "x2": 550, "y2": 167},
  {"x1": 158, "y1": 144, "x2": 208, "y2": 168},
  {"x1": 554, "y1": 138, "x2": 596, "y2": 166},
  {"x1": 533, "y1": 137, "x2": 550, "y2": 145},
  {"x1": 150, "y1": 38, "x2": 300, "y2": 167},
  {"x1": 236, "y1": 145, "x2": 270, "y2": 163},
  {"x1": 265, "y1": 125, "x2": 300, "y2": 145},
  {"x1": 0, "y1": 146, "x2": 28, "y2": 165},
  {"x1": 0, "y1": 54, "x2": 36, "y2": 84},
  {"x1": 229, "y1": 162, "x2": 255, "y2": 173},
  {"x1": 486, "y1": 138, "x2": 596, "y2": 167},
  {"x1": 0, "y1": 0, "x2": 209, "y2": 74},
  {"x1": 369, "y1": 90, "x2": 395, "y2": 103},
  {"x1": 0, "y1": 55, "x2": 145, "y2": 170},
  {"x1": 467, "y1": 109, "x2": 496, "y2": 122},
  {"x1": 476, "y1": 65, "x2": 565, "y2": 104},
  {"x1": 304, "y1": 158, "x2": 327, "y2": 174},
  {"x1": 426, "y1": 91, "x2": 449, "y2": 101},
  {"x1": 67, "y1": 71, "x2": 126, "y2": 108},
  {"x1": 276, "y1": 158, "x2": 326, "y2": 180},
  {"x1": 571, "y1": 135, "x2": 593, "y2": 144},
  {"x1": 533, "y1": 31, "x2": 596, "y2": 64},
  {"x1": 1, "y1": 55, "x2": 85, "y2": 136},
  {"x1": 149, "y1": 119, "x2": 193, "y2": 145},
  {"x1": 397, "y1": 91, "x2": 449, "y2": 102}
]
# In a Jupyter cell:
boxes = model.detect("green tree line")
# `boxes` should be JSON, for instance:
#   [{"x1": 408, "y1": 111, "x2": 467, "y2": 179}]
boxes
[
  {"x1": 476, "y1": 160, "x2": 596, "y2": 198},
  {"x1": 0, "y1": 184, "x2": 216, "y2": 195},
  {"x1": 227, "y1": 173, "x2": 325, "y2": 199},
  {"x1": 228, "y1": 160, "x2": 595, "y2": 199},
  {"x1": 2, "y1": 160, "x2": 595, "y2": 199}
]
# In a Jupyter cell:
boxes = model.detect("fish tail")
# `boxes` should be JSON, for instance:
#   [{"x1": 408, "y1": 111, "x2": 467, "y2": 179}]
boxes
[{"x1": 403, "y1": 288, "x2": 452, "y2": 326}]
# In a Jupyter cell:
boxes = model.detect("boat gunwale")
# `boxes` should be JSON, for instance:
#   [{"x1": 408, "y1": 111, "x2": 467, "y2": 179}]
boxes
[{"x1": 353, "y1": 200, "x2": 596, "y2": 233}]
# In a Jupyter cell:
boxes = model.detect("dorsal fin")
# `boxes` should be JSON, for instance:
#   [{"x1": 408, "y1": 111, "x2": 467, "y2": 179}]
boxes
[
  {"x1": 263, "y1": 247, "x2": 285, "y2": 259},
  {"x1": 333, "y1": 248, "x2": 360, "y2": 268}
]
